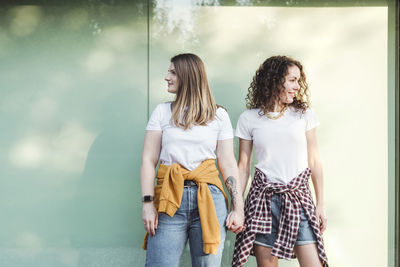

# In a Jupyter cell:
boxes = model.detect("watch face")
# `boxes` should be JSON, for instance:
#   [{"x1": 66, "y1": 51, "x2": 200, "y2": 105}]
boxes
[{"x1": 143, "y1": 195, "x2": 153, "y2": 202}]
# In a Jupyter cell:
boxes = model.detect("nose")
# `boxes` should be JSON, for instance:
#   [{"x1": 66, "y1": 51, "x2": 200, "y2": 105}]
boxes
[
  {"x1": 165, "y1": 75, "x2": 170, "y2": 82},
  {"x1": 294, "y1": 81, "x2": 300, "y2": 90}
]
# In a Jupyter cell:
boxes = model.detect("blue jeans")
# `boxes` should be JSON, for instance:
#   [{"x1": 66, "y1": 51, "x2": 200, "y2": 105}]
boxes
[
  {"x1": 145, "y1": 184, "x2": 228, "y2": 267},
  {"x1": 254, "y1": 194, "x2": 317, "y2": 248}
]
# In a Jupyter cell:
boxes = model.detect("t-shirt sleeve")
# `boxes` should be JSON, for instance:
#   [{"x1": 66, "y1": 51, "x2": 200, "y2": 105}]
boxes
[
  {"x1": 217, "y1": 108, "x2": 234, "y2": 140},
  {"x1": 145, "y1": 104, "x2": 164, "y2": 131},
  {"x1": 235, "y1": 112, "x2": 252, "y2": 140},
  {"x1": 305, "y1": 108, "x2": 320, "y2": 131}
]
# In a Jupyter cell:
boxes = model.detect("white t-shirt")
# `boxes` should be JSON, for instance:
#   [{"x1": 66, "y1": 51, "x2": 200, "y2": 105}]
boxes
[
  {"x1": 235, "y1": 107, "x2": 319, "y2": 184},
  {"x1": 146, "y1": 102, "x2": 234, "y2": 171}
]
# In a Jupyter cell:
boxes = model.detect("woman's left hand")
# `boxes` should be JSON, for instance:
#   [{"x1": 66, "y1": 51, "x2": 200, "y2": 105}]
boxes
[
  {"x1": 226, "y1": 210, "x2": 245, "y2": 234},
  {"x1": 315, "y1": 205, "x2": 327, "y2": 233}
]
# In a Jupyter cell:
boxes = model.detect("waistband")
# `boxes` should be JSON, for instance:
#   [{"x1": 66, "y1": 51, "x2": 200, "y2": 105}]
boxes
[{"x1": 184, "y1": 180, "x2": 197, "y2": 187}]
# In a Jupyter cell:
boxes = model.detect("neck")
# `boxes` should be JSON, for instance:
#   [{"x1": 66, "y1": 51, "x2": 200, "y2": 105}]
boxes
[{"x1": 273, "y1": 102, "x2": 286, "y2": 112}]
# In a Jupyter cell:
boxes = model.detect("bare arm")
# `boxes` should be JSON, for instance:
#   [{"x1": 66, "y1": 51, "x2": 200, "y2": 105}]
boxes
[
  {"x1": 140, "y1": 130, "x2": 162, "y2": 236},
  {"x1": 216, "y1": 138, "x2": 245, "y2": 233},
  {"x1": 306, "y1": 128, "x2": 327, "y2": 232},
  {"x1": 216, "y1": 139, "x2": 243, "y2": 210},
  {"x1": 237, "y1": 138, "x2": 253, "y2": 196}
]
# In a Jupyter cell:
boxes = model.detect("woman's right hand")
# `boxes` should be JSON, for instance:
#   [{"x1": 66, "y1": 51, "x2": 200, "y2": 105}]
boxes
[{"x1": 142, "y1": 202, "x2": 158, "y2": 236}]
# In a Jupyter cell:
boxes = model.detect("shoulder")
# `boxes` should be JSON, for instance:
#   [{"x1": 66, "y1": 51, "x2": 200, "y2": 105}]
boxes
[
  {"x1": 216, "y1": 104, "x2": 230, "y2": 117},
  {"x1": 236, "y1": 109, "x2": 263, "y2": 129},
  {"x1": 149, "y1": 102, "x2": 172, "y2": 122},
  {"x1": 305, "y1": 107, "x2": 316, "y2": 115},
  {"x1": 289, "y1": 107, "x2": 320, "y2": 130},
  {"x1": 302, "y1": 107, "x2": 317, "y2": 119},
  {"x1": 239, "y1": 108, "x2": 262, "y2": 119},
  {"x1": 288, "y1": 106, "x2": 315, "y2": 117},
  {"x1": 147, "y1": 102, "x2": 171, "y2": 130},
  {"x1": 215, "y1": 106, "x2": 231, "y2": 122},
  {"x1": 216, "y1": 105, "x2": 228, "y2": 115},
  {"x1": 216, "y1": 104, "x2": 227, "y2": 111},
  {"x1": 152, "y1": 102, "x2": 171, "y2": 113}
]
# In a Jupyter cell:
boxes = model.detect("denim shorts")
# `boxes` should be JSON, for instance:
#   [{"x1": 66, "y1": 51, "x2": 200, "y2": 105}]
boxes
[
  {"x1": 254, "y1": 194, "x2": 317, "y2": 248},
  {"x1": 145, "y1": 184, "x2": 228, "y2": 267}
]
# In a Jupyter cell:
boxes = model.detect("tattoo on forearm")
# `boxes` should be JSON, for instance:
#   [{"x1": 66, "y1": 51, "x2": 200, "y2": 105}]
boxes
[{"x1": 225, "y1": 176, "x2": 239, "y2": 207}]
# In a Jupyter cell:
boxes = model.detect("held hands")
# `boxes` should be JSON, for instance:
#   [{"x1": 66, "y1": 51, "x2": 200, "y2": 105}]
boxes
[
  {"x1": 142, "y1": 202, "x2": 158, "y2": 236},
  {"x1": 223, "y1": 175, "x2": 245, "y2": 234},
  {"x1": 315, "y1": 204, "x2": 327, "y2": 233},
  {"x1": 226, "y1": 209, "x2": 245, "y2": 234}
]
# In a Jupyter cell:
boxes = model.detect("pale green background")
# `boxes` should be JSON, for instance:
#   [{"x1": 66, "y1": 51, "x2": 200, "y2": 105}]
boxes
[{"x1": 0, "y1": 1, "x2": 395, "y2": 267}]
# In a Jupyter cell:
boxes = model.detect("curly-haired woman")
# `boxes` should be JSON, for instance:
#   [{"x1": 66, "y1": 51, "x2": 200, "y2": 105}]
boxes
[
  {"x1": 141, "y1": 53, "x2": 244, "y2": 267},
  {"x1": 232, "y1": 56, "x2": 328, "y2": 267}
]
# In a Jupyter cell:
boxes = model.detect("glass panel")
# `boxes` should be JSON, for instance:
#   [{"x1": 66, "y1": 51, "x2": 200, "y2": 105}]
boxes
[
  {"x1": 0, "y1": 1, "x2": 393, "y2": 266},
  {"x1": 0, "y1": 2, "x2": 148, "y2": 266},
  {"x1": 149, "y1": 2, "x2": 388, "y2": 267}
]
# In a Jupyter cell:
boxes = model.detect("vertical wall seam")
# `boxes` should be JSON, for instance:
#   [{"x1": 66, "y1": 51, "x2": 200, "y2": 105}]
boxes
[
  {"x1": 388, "y1": 1, "x2": 399, "y2": 266},
  {"x1": 147, "y1": 0, "x2": 150, "y2": 120},
  {"x1": 395, "y1": 0, "x2": 399, "y2": 266}
]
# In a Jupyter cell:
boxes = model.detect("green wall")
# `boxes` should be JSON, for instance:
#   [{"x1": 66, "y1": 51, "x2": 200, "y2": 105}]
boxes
[
  {"x1": 0, "y1": 2, "x2": 148, "y2": 266},
  {"x1": 0, "y1": 1, "x2": 397, "y2": 266}
]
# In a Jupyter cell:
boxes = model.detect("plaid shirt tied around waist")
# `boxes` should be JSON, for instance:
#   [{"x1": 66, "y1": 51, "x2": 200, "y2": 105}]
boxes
[{"x1": 232, "y1": 168, "x2": 328, "y2": 266}]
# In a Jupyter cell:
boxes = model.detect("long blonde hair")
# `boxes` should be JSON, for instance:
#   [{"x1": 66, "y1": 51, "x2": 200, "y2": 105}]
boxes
[{"x1": 170, "y1": 53, "x2": 217, "y2": 130}]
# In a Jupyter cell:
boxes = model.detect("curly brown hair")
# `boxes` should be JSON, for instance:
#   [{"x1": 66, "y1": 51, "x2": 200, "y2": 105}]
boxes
[{"x1": 246, "y1": 55, "x2": 310, "y2": 114}]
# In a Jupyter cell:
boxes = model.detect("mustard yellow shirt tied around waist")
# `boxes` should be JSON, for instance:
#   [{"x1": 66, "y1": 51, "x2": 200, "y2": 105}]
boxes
[{"x1": 142, "y1": 159, "x2": 228, "y2": 254}]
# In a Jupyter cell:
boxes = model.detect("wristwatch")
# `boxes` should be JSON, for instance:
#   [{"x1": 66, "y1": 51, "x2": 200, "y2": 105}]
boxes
[{"x1": 142, "y1": 195, "x2": 154, "y2": 203}]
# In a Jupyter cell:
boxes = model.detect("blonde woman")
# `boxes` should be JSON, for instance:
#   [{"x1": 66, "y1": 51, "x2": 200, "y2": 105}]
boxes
[
  {"x1": 233, "y1": 56, "x2": 328, "y2": 267},
  {"x1": 141, "y1": 53, "x2": 244, "y2": 267}
]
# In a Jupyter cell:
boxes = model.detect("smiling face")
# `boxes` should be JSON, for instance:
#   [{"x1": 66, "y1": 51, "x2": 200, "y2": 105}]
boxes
[
  {"x1": 165, "y1": 62, "x2": 179, "y2": 94},
  {"x1": 279, "y1": 65, "x2": 301, "y2": 105}
]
